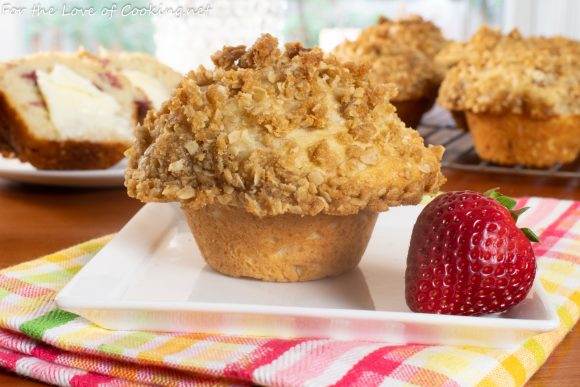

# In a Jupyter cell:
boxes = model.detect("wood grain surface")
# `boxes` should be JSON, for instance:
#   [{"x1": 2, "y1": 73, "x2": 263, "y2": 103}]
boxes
[{"x1": 0, "y1": 168, "x2": 578, "y2": 386}]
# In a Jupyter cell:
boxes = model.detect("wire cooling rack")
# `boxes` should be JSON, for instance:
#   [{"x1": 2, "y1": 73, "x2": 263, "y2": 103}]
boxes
[{"x1": 418, "y1": 108, "x2": 580, "y2": 179}]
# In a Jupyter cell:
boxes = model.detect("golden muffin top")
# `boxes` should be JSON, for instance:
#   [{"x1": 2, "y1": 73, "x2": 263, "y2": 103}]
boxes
[
  {"x1": 438, "y1": 29, "x2": 580, "y2": 118},
  {"x1": 125, "y1": 34, "x2": 445, "y2": 217},
  {"x1": 332, "y1": 16, "x2": 443, "y2": 101},
  {"x1": 370, "y1": 15, "x2": 447, "y2": 58},
  {"x1": 434, "y1": 26, "x2": 502, "y2": 73}
]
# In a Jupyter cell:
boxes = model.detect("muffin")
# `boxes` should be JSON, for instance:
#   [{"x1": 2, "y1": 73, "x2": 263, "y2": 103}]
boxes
[
  {"x1": 372, "y1": 15, "x2": 447, "y2": 59},
  {"x1": 0, "y1": 51, "x2": 140, "y2": 170},
  {"x1": 434, "y1": 41, "x2": 468, "y2": 129},
  {"x1": 435, "y1": 27, "x2": 503, "y2": 130},
  {"x1": 434, "y1": 26, "x2": 502, "y2": 75},
  {"x1": 438, "y1": 30, "x2": 580, "y2": 167},
  {"x1": 126, "y1": 34, "x2": 445, "y2": 282},
  {"x1": 333, "y1": 16, "x2": 446, "y2": 127}
]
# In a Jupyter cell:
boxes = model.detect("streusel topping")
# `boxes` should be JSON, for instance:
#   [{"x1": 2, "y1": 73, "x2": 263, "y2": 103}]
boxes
[
  {"x1": 333, "y1": 16, "x2": 443, "y2": 101},
  {"x1": 371, "y1": 15, "x2": 447, "y2": 58},
  {"x1": 434, "y1": 26, "x2": 502, "y2": 75},
  {"x1": 126, "y1": 34, "x2": 444, "y2": 217},
  {"x1": 438, "y1": 29, "x2": 580, "y2": 118}
]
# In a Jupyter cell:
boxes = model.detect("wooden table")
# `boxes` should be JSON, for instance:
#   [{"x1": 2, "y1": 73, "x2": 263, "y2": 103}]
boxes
[{"x1": 0, "y1": 169, "x2": 578, "y2": 386}]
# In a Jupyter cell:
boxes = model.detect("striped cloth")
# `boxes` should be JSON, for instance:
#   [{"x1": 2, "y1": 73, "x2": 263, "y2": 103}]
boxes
[{"x1": 0, "y1": 197, "x2": 578, "y2": 386}]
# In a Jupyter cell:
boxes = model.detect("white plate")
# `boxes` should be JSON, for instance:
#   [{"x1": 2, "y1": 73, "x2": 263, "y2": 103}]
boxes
[
  {"x1": 0, "y1": 157, "x2": 125, "y2": 187},
  {"x1": 56, "y1": 203, "x2": 558, "y2": 349}
]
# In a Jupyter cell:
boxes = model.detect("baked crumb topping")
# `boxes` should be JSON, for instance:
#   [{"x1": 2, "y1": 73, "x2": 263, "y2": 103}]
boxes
[
  {"x1": 126, "y1": 34, "x2": 445, "y2": 217},
  {"x1": 374, "y1": 15, "x2": 447, "y2": 58},
  {"x1": 332, "y1": 16, "x2": 444, "y2": 101},
  {"x1": 438, "y1": 28, "x2": 580, "y2": 118},
  {"x1": 435, "y1": 26, "x2": 502, "y2": 73}
]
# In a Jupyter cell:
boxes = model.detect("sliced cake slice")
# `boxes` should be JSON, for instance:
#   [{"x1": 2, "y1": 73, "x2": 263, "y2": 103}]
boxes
[
  {"x1": 0, "y1": 51, "x2": 139, "y2": 170},
  {"x1": 98, "y1": 50, "x2": 182, "y2": 121}
]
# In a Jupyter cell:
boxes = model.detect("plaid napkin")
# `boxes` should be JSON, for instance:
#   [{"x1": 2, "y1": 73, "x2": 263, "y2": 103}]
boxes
[{"x1": 0, "y1": 197, "x2": 578, "y2": 386}]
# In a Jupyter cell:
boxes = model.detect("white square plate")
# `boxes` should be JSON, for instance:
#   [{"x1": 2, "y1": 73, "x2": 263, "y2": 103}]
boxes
[
  {"x1": 0, "y1": 157, "x2": 125, "y2": 187},
  {"x1": 56, "y1": 203, "x2": 558, "y2": 349}
]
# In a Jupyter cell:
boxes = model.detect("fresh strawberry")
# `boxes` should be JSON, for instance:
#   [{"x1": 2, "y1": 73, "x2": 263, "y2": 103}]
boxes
[{"x1": 405, "y1": 189, "x2": 539, "y2": 316}]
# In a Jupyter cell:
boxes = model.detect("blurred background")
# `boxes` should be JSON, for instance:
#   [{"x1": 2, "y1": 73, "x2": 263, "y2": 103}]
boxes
[{"x1": 0, "y1": 0, "x2": 579, "y2": 73}]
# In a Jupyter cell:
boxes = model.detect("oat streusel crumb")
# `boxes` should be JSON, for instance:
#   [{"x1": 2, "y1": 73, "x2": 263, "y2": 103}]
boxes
[
  {"x1": 374, "y1": 15, "x2": 447, "y2": 59},
  {"x1": 125, "y1": 34, "x2": 445, "y2": 217},
  {"x1": 333, "y1": 16, "x2": 444, "y2": 101},
  {"x1": 434, "y1": 26, "x2": 502, "y2": 73},
  {"x1": 438, "y1": 28, "x2": 580, "y2": 118}
]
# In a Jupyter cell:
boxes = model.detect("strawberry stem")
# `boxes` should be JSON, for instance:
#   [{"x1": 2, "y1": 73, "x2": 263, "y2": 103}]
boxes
[
  {"x1": 483, "y1": 187, "x2": 500, "y2": 197},
  {"x1": 521, "y1": 228, "x2": 540, "y2": 243},
  {"x1": 484, "y1": 188, "x2": 540, "y2": 243},
  {"x1": 484, "y1": 188, "x2": 516, "y2": 209}
]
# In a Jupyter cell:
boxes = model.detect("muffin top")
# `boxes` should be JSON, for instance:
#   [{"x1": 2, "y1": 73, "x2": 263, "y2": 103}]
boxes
[
  {"x1": 438, "y1": 29, "x2": 580, "y2": 118},
  {"x1": 434, "y1": 26, "x2": 502, "y2": 73},
  {"x1": 370, "y1": 15, "x2": 447, "y2": 58},
  {"x1": 125, "y1": 34, "x2": 445, "y2": 217},
  {"x1": 333, "y1": 16, "x2": 443, "y2": 101}
]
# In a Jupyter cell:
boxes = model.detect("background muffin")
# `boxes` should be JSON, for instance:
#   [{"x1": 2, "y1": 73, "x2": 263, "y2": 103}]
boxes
[
  {"x1": 126, "y1": 34, "x2": 445, "y2": 282},
  {"x1": 333, "y1": 16, "x2": 446, "y2": 128},
  {"x1": 372, "y1": 15, "x2": 447, "y2": 59},
  {"x1": 434, "y1": 26, "x2": 502, "y2": 76},
  {"x1": 434, "y1": 26, "x2": 503, "y2": 130},
  {"x1": 438, "y1": 30, "x2": 580, "y2": 167}
]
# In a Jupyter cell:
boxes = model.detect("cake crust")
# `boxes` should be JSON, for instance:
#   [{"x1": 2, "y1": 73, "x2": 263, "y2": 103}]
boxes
[
  {"x1": 126, "y1": 34, "x2": 445, "y2": 217},
  {"x1": 0, "y1": 140, "x2": 13, "y2": 158},
  {"x1": 0, "y1": 112, "x2": 15, "y2": 157}
]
